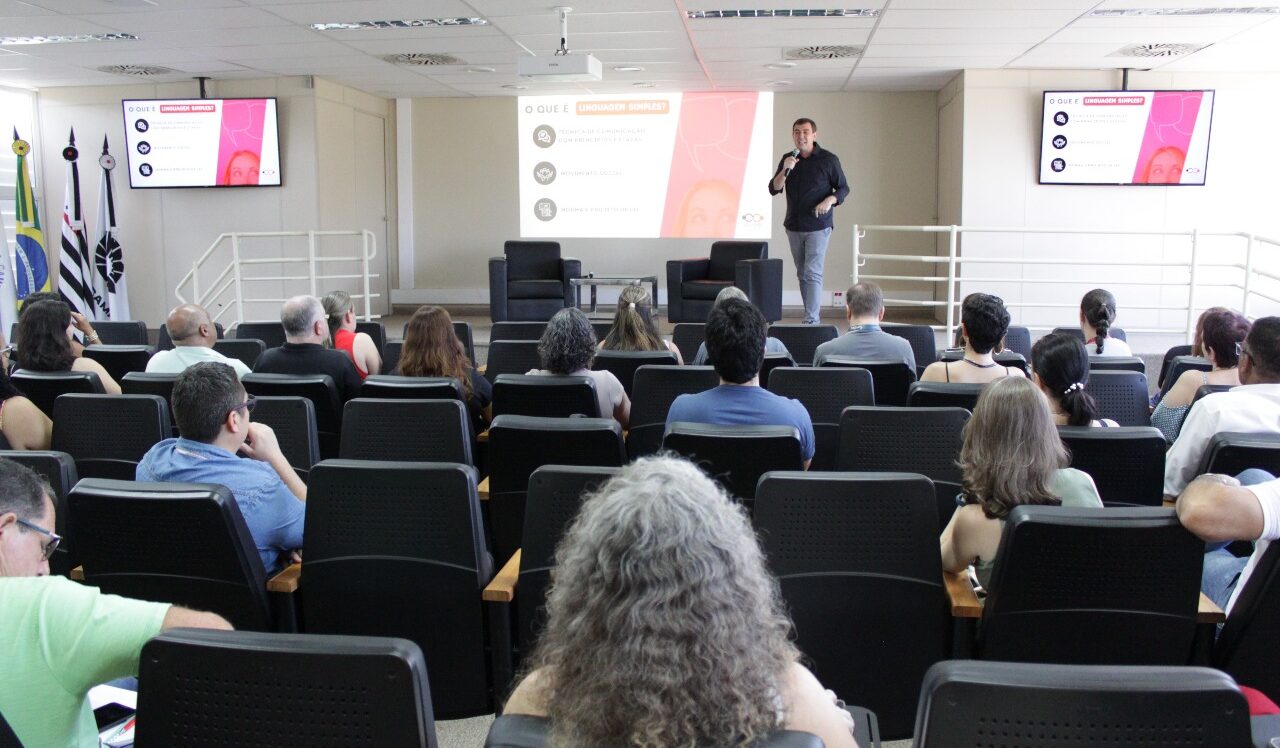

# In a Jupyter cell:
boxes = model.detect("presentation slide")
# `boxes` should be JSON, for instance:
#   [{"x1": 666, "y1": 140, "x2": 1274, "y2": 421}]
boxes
[
  {"x1": 121, "y1": 98, "x2": 281, "y2": 188},
  {"x1": 1040, "y1": 90, "x2": 1214, "y2": 186},
  {"x1": 517, "y1": 92, "x2": 773, "y2": 238}
]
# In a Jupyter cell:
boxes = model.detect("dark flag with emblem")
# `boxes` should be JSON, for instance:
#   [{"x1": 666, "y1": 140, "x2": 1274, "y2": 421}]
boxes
[
  {"x1": 59, "y1": 128, "x2": 98, "y2": 320},
  {"x1": 94, "y1": 136, "x2": 128, "y2": 320}
]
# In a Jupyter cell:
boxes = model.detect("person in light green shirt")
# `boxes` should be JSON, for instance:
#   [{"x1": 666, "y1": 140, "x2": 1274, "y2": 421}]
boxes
[
  {"x1": 940, "y1": 377, "x2": 1104, "y2": 591},
  {"x1": 0, "y1": 458, "x2": 231, "y2": 747},
  {"x1": 146, "y1": 303, "x2": 252, "y2": 379}
]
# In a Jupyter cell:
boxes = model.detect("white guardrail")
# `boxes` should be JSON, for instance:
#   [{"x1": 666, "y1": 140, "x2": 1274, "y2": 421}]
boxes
[
  {"x1": 175, "y1": 229, "x2": 380, "y2": 327},
  {"x1": 852, "y1": 225, "x2": 1280, "y2": 344}
]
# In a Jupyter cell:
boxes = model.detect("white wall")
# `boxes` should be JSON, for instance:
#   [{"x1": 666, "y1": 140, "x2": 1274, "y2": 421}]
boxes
[
  {"x1": 33, "y1": 76, "x2": 393, "y2": 327},
  {"x1": 954, "y1": 69, "x2": 1280, "y2": 346},
  {"x1": 402, "y1": 91, "x2": 939, "y2": 309}
]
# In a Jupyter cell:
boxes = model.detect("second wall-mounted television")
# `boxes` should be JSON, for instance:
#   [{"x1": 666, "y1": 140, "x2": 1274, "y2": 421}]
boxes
[
  {"x1": 121, "y1": 98, "x2": 281, "y2": 188},
  {"x1": 1039, "y1": 90, "x2": 1214, "y2": 186}
]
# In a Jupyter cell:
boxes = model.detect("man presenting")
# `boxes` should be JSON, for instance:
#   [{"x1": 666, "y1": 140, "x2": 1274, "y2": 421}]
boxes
[{"x1": 769, "y1": 118, "x2": 849, "y2": 325}]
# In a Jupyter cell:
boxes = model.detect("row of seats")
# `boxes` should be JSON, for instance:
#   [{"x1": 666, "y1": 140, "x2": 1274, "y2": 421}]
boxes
[{"x1": 7, "y1": 458, "x2": 1276, "y2": 741}]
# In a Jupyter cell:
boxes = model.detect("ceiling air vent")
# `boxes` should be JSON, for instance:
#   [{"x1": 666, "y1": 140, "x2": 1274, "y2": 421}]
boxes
[
  {"x1": 1109, "y1": 43, "x2": 1208, "y2": 58},
  {"x1": 785, "y1": 45, "x2": 864, "y2": 60},
  {"x1": 97, "y1": 64, "x2": 175, "y2": 77},
  {"x1": 383, "y1": 53, "x2": 466, "y2": 66}
]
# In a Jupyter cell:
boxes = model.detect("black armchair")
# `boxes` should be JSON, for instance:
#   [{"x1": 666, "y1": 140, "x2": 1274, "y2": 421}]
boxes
[
  {"x1": 667, "y1": 241, "x2": 782, "y2": 322},
  {"x1": 489, "y1": 241, "x2": 581, "y2": 322}
]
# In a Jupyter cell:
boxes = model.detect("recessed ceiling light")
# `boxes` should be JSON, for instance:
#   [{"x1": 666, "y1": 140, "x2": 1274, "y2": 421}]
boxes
[
  {"x1": 312, "y1": 18, "x2": 488, "y2": 31},
  {"x1": 632, "y1": 82, "x2": 656, "y2": 87},
  {"x1": 467, "y1": 66, "x2": 496, "y2": 73},
  {"x1": 686, "y1": 9, "x2": 879, "y2": 19},
  {"x1": 1090, "y1": 7, "x2": 1280, "y2": 16},
  {"x1": 765, "y1": 62, "x2": 797, "y2": 69},
  {"x1": 383, "y1": 53, "x2": 467, "y2": 66},
  {"x1": 502, "y1": 84, "x2": 528, "y2": 90},
  {"x1": 613, "y1": 65, "x2": 645, "y2": 72},
  {"x1": 0, "y1": 32, "x2": 138, "y2": 45}
]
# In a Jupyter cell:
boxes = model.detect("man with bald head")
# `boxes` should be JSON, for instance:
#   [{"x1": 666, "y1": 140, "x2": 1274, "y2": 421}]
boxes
[
  {"x1": 147, "y1": 303, "x2": 251, "y2": 378},
  {"x1": 252, "y1": 295, "x2": 362, "y2": 401}
]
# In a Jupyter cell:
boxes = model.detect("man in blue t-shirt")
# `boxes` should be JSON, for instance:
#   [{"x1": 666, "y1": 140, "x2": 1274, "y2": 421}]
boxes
[
  {"x1": 666, "y1": 297, "x2": 815, "y2": 468},
  {"x1": 137, "y1": 362, "x2": 306, "y2": 574}
]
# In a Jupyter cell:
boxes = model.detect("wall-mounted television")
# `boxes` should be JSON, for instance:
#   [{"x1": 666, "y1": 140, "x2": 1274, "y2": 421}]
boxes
[
  {"x1": 1039, "y1": 90, "x2": 1214, "y2": 186},
  {"x1": 120, "y1": 98, "x2": 281, "y2": 188}
]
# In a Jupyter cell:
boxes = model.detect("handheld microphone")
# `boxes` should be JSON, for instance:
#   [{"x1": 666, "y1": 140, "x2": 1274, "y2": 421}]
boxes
[{"x1": 783, "y1": 148, "x2": 800, "y2": 177}]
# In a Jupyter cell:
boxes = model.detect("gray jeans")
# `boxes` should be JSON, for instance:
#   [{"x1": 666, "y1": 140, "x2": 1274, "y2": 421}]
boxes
[{"x1": 786, "y1": 227, "x2": 832, "y2": 324}]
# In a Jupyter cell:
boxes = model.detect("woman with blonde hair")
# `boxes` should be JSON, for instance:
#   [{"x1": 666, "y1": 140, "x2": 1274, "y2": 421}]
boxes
[
  {"x1": 599, "y1": 284, "x2": 683, "y2": 363},
  {"x1": 504, "y1": 456, "x2": 859, "y2": 748},
  {"x1": 320, "y1": 290, "x2": 381, "y2": 379},
  {"x1": 940, "y1": 376, "x2": 1102, "y2": 590},
  {"x1": 396, "y1": 305, "x2": 490, "y2": 432}
]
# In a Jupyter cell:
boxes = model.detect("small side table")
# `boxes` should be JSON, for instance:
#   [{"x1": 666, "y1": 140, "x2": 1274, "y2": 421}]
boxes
[{"x1": 569, "y1": 274, "x2": 660, "y2": 319}]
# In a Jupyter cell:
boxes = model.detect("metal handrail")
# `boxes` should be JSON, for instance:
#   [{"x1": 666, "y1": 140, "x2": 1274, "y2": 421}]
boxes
[
  {"x1": 853, "y1": 224, "x2": 1280, "y2": 344},
  {"x1": 175, "y1": 229, "x2": 380, "y2": 327}
]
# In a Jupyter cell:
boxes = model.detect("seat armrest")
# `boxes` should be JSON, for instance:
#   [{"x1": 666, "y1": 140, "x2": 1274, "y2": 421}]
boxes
[
  {"x1": 667, "y1": 258, "x2": 710, "y2": 323},
  {"x1": 737, "y1": 258, "x2": 783, "y2": 322},
  {"x1": 267, "y1": 562, "x2": 302, "y2": 593},
  {"x1": 670, "y1": 257, "x2": 710, "y2": 282},
  {"x1": 489, "y1": 256, "x2": 509, "y2": 322},
  {"x1": 561, "y1": 258, "x2": 583, "y2": 308},
  {"x1": 478, "y1": 475, "x2": 490, "y2": 500},
  {"x1": 70, "y1": 565, "x2": 85, "y2": 581},
  {"x1": 483, "y1": 550, "x2": 522, "y2": 602},
  {"x1": 944, "y1": 570, "x2": 982, "y2": 618}
]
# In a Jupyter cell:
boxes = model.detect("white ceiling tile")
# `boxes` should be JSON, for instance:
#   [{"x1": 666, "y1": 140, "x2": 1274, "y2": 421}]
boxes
[
  {"x1": 887, "y1": 0, "x2": 1090, "y2": 7},
  {"x1": 310, "y1": 25, "x2": 503, "y2": 42},
  {"x1": 686, "y1": 16, "x2": 878, "y2": 31},
  {"x1": 692, "y1": 28, "x2": 872, "y2": 47},
  {"x1": 341, "y1": 36, "x2": 519, "y2": 55},
  {"x1": 1051, "y1": 24, "x2": 1244, "y2": 44},
  {"x1": 138, "y1": 25, "x2": 324, "y2": 46},
  {"x1": 510, "y1": 30, "x2": 690, "y2": 52},
  {"x1": 864, "y1": 43, "x2": 1031, "y2": 58},
  {"x1": 867, "y1": 26, "x2": 1053, "y2": 44},
  {"x1": 23, "y1": 0, "x2": 244, "y2": 11},
  {"x1": 257, "y1": 0, "x2": 479, "y2": 24},
  {"x1": 0, "y1": 1, "x2": 56, "y2": 16},
  {"x1": 489, "y1": 11, "x2": 685, "y2": 36},
  {"x1": 466, "y1": 0, "x2": 663, "y2": 16},
  {"x1": 879, "y1": 8, "x2": 1084, "y2": 28},
  {"x1": 79, "y1": 7, "x2": 292, "y2": 32},
  {"x1": 859, "y1": 56, "x2": 1014, "y2": 68},
  {"x1": 0, "y1": 15, "x2": 124, "y2": 35}
]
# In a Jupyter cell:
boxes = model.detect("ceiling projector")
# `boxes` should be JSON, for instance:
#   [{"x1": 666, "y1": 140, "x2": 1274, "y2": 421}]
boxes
[{"x1": 517, "y1": 53, "x2": 602, "y2": 82}]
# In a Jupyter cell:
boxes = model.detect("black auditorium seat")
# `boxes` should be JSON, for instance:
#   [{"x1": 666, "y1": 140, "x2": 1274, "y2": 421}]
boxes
[
  {"x1": 490, "y1": 321, "x2": 549, "y2": 342},
  {"x1": 626, "y1": 365, "x2": 719, "y2": 458},
  {"x1": 1214, "y1": 542, "x2": 1280, "y2": 703},
  {"x1": 11, "y1": 370, "x2": 104, "y2": 418},
  {"x1": 360, "y1": 374, "x2": 463, "y2": 401},
  {"x1": 137, "y1": 630, "x2": 436, "y2": 748},
  {"x1": 767, "y1": 324, "x2": 839, "y2": 366},
  {"x1": 242, "y1": 373, "x2": 342, "y2": 459},
  {"x1": 821, "y1": 357, "x2": 916, "y2": 407},
  {"x1": 1058, "y1": 425, "x2": 1166, "y2": 506},
  {"x1": 662, "y1": 423, "x2": 803, "y2": 510},
  {"x1": 911, "y1": 661, "x2": 1249, "y2": 748},
  {"x1": 250, "y1": 396, "x2": 321, "y2": 482},
  {"x1": 768, "y1": 366, "x2": 874, "y2": 471},
  {"x1": 340, "y1": 398, "x2": 472, "y2": 465},
  {"x1": 592, "y1": 349, "x2": 677, "y2": 398},
  {"x1": 1088, "y1": 355, "x2": 1145, "y2": 374},
  {"x1": 1156, "y1": 355, "x2": 1212, "y2": 402},
  {"x1": 882, "y1": 323, "x2": 938, "y2": 374},
  {"x1": 757, "y1": 352, "x2": 796, "y2": 388},
  {"x1": 0, "y1": 450, "x2": 78, "y2": 576},
  {"x1": 233, "y1": 321, "x2": 287, "y2": 349},
  {"x1": 906, "y1": 381, "x2": 985, "y2": 411},
  {"x1": 491, "y1": 374, "x2": 599, "y2": 419},
  {"x1": 51, "y1": 393, "x2": 169, "y2": 480},
  {"x1": 484, "y1": 341, "x2": 543, "y2": 383},
  {"x1": 91, "y1": 320, "x2": 148, "y2": 345},
  {"x1": 212, "y1": 338, "x2": 266, "y2": 368},
  {"x1": 82, "y1": 344, "x2": 155, "y2": 383},
  {"x1": 1158, "y1": 344, "x2": 1195, "y2": 389},
  {"x1": 1084, "y1": 370, "x2": 1150, "y2": 426},
  {"x1": 670, "y1": 322, "x2": 706, "y2": 364},
  {"x1": 1196, "y1": 432, "x2": 1280, "y2": 477}
]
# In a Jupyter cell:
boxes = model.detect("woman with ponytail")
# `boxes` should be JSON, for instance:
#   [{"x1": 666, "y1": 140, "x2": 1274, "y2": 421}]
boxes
[
  {"x1": 599, "y1": 284, "x2": 683, "y2": 363},
  {"x1": 320, "y1": 290, "x2": 381, "y2": 379},
  {"x1": 1030, "y1": 333, "x2": 1117, "y2": 427},
  {"x1": 1079, "y1": 288, "x2": 1132, "y2": 357}
]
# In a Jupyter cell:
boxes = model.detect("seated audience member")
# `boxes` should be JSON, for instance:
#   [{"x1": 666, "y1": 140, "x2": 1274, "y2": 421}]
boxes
[
  {"x1": 147, "y1": 303, "x2": 251, "y2": 378},
  {"x1": 940, "y1": 376, "x2": 1103, "y2": 590},
  {"x1": 16, "y1": 291, "x2": 92, "y2": 357},
  {"x1": 921, "y1": 293, "x2": 1025, "y2": 384},
  {"x1": 599, "y1": 284, "x2": 683, "y2": 363},
  {"x1": 1193, "y1": 306, "x2": 1231, "y2": 357},
  {"x1": 396, "y1": 305, "x2": 492, "y2": 433},
  {"x1": 1177, "y1": 471, "x2": 1280, "y2": 611},
  {"x1": 1152, "y1": 308, "x2": 1250, "y2": 443},
  {"x1": 137, "y1": 362, "x2": 305, "y2": 574},
  {"x1": 692, "y1": 286, "x2": 790, "y2": 366},
  {"x1": 321, "y1": 290, "x2": 381, "y2": 379},
  {"x1": 1165, "y1": 317, "x2": 1280, "y2": 499},
  {"x1": 813, "y1": 281, "x2": 916, "y2": 369},
  {"x1": 0, "y1": 458, "x2": 231, "y2": 747},
  {"x1": 1030, "y1": 333, "x2": 1117, "y2": 427},
  {"x1": 504, "y1": 456, "x2": 859, "y2": 748},
  {"x1": 528, "y1": 308, "x2": 630, "y2": 427},
  {"x1": 252, "y1": 295, "x2": 362, "y2": 402},
  {"x1": 0, "y1": 343, "x2": 51, "y2": 449},
  {"x1": 666, "y1": 297, "x2": 815, "y2": 468},
  {"x1": 1080, "y1": 288, "x2": 1132, "y2": 357},
  {"x1": 14, "y1": 299, "x2": 121, "y2": 394}
]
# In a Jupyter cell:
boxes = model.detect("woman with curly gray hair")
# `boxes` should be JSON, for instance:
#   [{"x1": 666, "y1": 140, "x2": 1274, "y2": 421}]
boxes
[
  {"x1": 527, "y1": 307, "x2": 630, "y2": 427},
  {"x1": 504, "y1": 456, "x2": 859, "y2": 748}
]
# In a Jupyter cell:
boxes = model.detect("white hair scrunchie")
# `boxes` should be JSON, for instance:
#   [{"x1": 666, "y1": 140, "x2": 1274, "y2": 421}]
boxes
[
  {"x1": 628, "y1": 302, "x2": 636, "y2": 310},
  {"x1": 1063, "y1": 382, "x2": 1084, "y2": 394}
]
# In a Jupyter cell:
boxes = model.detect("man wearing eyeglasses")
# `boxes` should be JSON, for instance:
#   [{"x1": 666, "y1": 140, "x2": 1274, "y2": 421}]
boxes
[
  {"x1": 137, "y1": 361, "x2": 307, "y2": 575},
  {"x1": 0, "y1": 458, "x2": 232, "y2": 747}
]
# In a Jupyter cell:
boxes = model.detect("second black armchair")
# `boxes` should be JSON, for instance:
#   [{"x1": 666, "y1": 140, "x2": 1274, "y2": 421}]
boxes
[
  {"x1": 489, "y1": 241, "x2": 581, "y2": 322},
  {"x1": 667, "y1": 241, "x2": 782, "y2": 322}
]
